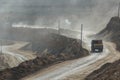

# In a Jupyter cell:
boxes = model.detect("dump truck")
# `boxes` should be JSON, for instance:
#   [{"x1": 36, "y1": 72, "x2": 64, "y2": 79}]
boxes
[{"x1": 91, "y1": 40, "x2": 103, "y2": 53}]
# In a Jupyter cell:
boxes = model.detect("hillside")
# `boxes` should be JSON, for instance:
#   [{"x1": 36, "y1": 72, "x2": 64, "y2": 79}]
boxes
[
  {"x1": 22, "y1": 33, "x2": 85, "y2": 56},
  {"x1": 0, "y1": 33, "x2": 89, "y2": 80},
  {"x1": 85, "y1": 16, "x2": 120, "y2": 80},
  {"x1": 96, "y1": 16, "x2": 120, "y2": 51},
  {"x1": 0, "y1": 54, "x2": 25, "y2": 71},
  {"x1": 0, "y1": 40, "x2": 27, "y2": 71}
]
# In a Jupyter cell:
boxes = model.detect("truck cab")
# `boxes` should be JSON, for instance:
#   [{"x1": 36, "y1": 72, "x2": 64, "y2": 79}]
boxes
[{"x1": 91, "y1": 40, "x2": 103, "y2": 53}]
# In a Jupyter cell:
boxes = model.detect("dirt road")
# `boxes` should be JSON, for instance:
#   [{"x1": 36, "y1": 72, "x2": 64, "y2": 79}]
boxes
[
  {"x1": 61, "y1": 42, "x2": 120, "y2": 80},
  {"x1": 22, "y1": 41, "x2": 119, "y2": 80},
  {"x1": 22, "y1": 31, "x2": 120, "y2": 80}
]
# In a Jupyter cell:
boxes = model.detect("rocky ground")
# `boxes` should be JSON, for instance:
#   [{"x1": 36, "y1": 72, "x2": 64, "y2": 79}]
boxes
[
  {"x1": 85, "y1": 59, "x2": 120, "y2": 80},
  {"x1": 0, "y1": 33, "x2": 89, "y2": 80},
  {"x1": 85, "y1": 16, "x2": 120, "y2": 80}
]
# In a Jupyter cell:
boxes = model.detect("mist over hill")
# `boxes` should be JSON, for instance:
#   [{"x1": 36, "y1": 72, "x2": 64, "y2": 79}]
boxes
[
  {"x1": 96, "y1": 16, "x2": 120, "y2": 51},
  {"x1": 0, "y1": 0, "x2": 119, "y2": 32}
]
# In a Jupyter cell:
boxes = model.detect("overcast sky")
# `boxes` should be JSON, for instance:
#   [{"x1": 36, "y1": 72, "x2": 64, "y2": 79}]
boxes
[{"x1": 0, "y1": 0, "x2": 119, "y2": 31}]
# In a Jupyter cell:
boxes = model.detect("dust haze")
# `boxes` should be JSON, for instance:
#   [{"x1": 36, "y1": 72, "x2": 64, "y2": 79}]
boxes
[{"x1": 0, "y1": 0, "x2": 119, "y2": 32}]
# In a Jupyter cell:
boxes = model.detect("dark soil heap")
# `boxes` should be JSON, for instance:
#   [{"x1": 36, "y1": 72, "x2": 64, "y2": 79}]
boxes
[
  {"x1": 0, "y1": 34, "x2": 89, "y2": 80},
  {"x1": 23, "y1": 34, "x2": 87, "y2": 56},
  {"x1": 85, "y1": 60, "x2": 120, "y2": 80}
]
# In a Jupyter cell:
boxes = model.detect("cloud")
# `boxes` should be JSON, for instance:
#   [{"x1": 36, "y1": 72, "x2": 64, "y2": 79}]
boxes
[{"x1": 0, "y1": 0, "x2": 119, "y2": 32}]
